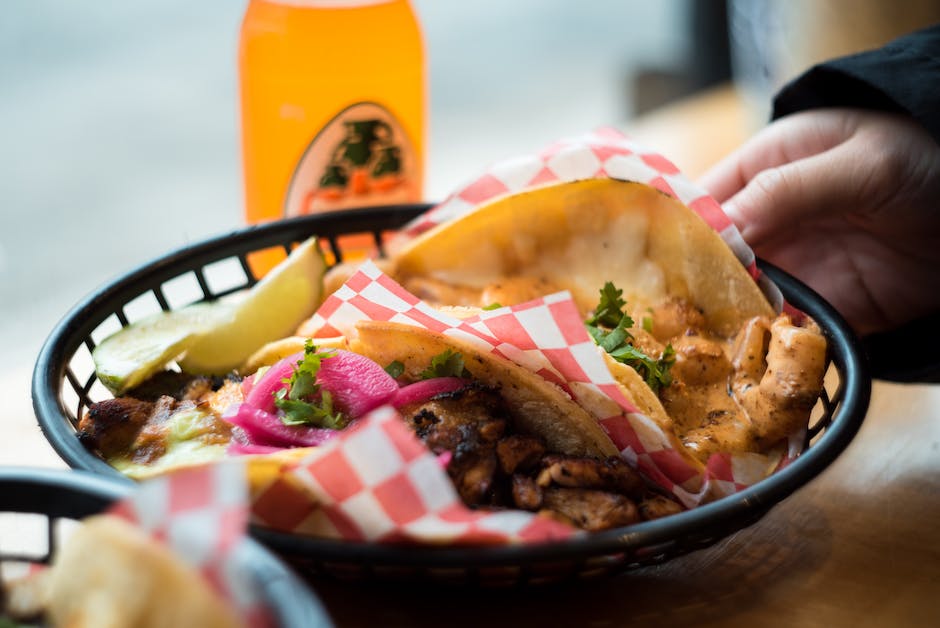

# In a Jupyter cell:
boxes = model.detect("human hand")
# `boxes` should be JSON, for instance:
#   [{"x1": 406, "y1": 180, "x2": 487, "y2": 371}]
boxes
[{"x1": 700, "y1": 108, "x2": 940, "y2": 336}]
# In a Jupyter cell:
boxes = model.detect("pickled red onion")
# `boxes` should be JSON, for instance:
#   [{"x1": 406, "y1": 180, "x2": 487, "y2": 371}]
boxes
[
  {"x1": 316, "y1": 350, "x2": 399, "y2": 417},
  {"x1": 227, "y1": 441, "x2": 285, "y2": 456},
  {"x1": 244, "y1": 356, "x2": 296, "y2": 414},
  {"x1": 224, "y1": 403, "x2": 343, "y2": 448},
  {"x1": 391, "y1": 377, "x2": 468, "y2": 408},
  {"x1": 244, "y1": 349, "x2": 398, "y2": 418}
]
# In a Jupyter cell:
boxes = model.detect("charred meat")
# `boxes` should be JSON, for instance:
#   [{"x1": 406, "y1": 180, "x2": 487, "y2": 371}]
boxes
[{"x1": 399, "y1": 383, "x2": 680, "y2": 531}]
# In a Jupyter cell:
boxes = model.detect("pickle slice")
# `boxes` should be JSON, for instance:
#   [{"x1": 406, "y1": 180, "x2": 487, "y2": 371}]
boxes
[
  {"x1": 93, "y1": 302, "x2": 233, "y2": 395},
  {"x1": 94, "y1": 237, "x2": 327, "y2": 392}
]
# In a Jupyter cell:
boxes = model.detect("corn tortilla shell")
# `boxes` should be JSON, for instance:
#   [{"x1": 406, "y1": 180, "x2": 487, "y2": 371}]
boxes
[
  {"x1": 351, "y1": 320, "x2": 618, "y2": 458},
  {"x1": 393, "y1": 179, "x2": 774, "y2": 337}
]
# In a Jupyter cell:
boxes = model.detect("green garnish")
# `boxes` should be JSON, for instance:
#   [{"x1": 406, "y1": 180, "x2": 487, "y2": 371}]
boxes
[
  {"x1": 274, "y1": 340, "x2": 347, "y2": 429},
  {"x1": 609, "y1": 342, "x2": 676, "y2": 394},
  {"x1": 482, "y1": 302, "x2": 504, "y2": 311},
  {"x1": 586, "y1": 282, "x2": 675, "y2": 395},
  {"x1": 586, "y1": 282, "x2": 631, "y2": 328},
  {"x1": 384, "y1": 360, "x2": 405, "y2": 378},
  {"x1": 419, "y1": 349, "x2": 470, "y2": 380}
]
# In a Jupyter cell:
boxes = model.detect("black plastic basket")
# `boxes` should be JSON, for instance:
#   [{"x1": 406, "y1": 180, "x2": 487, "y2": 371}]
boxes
[
  {"x1": 32, "y1": 204, "x2": 871, "y2": 586},
  {"x1": 0, "y1": 467, "x2": 333, "y2": 626}
]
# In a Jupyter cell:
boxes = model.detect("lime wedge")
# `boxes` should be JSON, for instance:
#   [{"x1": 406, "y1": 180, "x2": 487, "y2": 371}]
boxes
[
  {"x1": 178, "y1": 237, "x2": 327, "y2": 375},
  {"x1": 93, "y1": 302, "x2": 234, "y2": 395}
]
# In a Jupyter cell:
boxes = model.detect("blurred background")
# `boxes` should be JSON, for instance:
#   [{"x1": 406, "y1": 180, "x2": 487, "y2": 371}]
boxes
[{"x1": 1, "y1": 1, "x2": 938, "y2": 439}]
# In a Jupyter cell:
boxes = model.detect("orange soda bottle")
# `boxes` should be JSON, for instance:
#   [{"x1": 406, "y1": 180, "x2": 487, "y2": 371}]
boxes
[{"x1": 239, "y1": 0, "x2": 426, "y2": 271}]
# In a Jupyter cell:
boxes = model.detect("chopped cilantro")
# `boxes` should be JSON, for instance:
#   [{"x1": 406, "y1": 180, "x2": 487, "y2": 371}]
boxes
[
  {"x1": 609, "y1": 342, "x2": 676, "y2": 394},
  {"x1": 384, "y1": 360, "x2": 405, "y2": 378},
  {"x1": 586, "y1": 282, "x2": 631, "y2": 328},
  {"x1": 586, "y1": 282, "x2": 675, "y2": 395},
  {"x1": 273, "y1": 340, "x2": 347, "y2": 429},
  {"x1": 482, "y1": 302, "x2": 503, "y2": 311},
  {"x1": 419, "y1": 349, "x2": 470, "y2": 380}
]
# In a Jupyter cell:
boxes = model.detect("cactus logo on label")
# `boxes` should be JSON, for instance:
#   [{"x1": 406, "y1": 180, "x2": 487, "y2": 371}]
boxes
[{"x1": 284, "y1": 102, "x2": 418, "y2": 217}]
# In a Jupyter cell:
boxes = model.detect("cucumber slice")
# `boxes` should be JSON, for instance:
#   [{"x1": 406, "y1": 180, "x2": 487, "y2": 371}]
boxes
[{"x1": 93, "y1": 302, "x2": 234, "y2": 395}]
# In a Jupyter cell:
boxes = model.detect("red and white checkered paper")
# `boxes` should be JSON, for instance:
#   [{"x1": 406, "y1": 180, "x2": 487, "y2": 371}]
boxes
[
  {"x1": 248, "y1": 129, "x2": 805, "y2": 544},
  {"x1": 108, "y1": 461, "x2": 271, "y2": 627},
  {"x1": 252, "y1": 406, "x2": 578, "y2": 544}
]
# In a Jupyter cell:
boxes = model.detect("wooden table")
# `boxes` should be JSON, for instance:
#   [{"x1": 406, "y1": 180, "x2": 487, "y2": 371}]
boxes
[
  {"x1": 3, "y1": 84, "x2": 938, "y2": 626},
  {"x1": 309, "y1": 379, "x2": 940, "y2": 627}
]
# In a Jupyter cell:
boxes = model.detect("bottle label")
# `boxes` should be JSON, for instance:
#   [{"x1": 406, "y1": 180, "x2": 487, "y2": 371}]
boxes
[{"x1": 284, "y1": 102, "x2": 419, "y2": 217}]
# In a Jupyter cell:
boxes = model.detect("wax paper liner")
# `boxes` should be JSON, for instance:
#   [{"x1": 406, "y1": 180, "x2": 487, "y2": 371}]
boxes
[
  {"x1": 108, "y1": 461, "x2": 272, "y2": 627},
  {"x1": 250, "y1": 406, "x2": 579, "y2": 544}
]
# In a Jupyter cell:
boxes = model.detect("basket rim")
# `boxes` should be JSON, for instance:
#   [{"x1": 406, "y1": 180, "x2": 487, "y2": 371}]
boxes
[{"x1": 30, "y1": 204, "x2": 872, "y2": 569}]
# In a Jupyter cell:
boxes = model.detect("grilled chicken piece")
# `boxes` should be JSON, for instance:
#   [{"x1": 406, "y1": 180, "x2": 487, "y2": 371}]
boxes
[
  {"x1": 730, "y1": 314, "x2": 828, "y2": 450},
  {"x1": 400, "y1": 385, "x2": 508, "y2": 506},
  {"x1": 401, "y1": 384, "x2": 677, "y2": 528},
  {"x1": 645, "y1": 297, "x2": 707, "y2": 342},
  {"x1": 536, "y1": 455, "x2": 646, "y2": 499},
  {"x1": 511, "y1": 474, "x2": 543, "y2": 510},
  {"x1": 639, "y1": 494, "x2": 684, "y2": 520},
  {"x1": 496, "y1": 435, "x2": 545, "y2": 475},
  {"x1": 78, "y1": 397, "x2": 163, "y2": 458},
  {"x1": 79, "y1": 375, "x2": 239, "y2": 465},
  {"x1": 541, "y1": 488, "x2": 640, "y2": 531}
]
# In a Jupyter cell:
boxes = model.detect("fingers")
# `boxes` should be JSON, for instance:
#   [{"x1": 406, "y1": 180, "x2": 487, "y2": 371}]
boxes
[
  {"x1": 699, "y1": 110, "x2": 855, "y2": 203},
  {"x1": 722, "y1": 138, "x2": 870, "y2": 245}
]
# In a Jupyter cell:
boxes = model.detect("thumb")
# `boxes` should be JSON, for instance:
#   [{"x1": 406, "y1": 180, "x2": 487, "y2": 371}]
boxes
[{"x1": 723, "y1": 140, "x2": 867, "y2": 245}]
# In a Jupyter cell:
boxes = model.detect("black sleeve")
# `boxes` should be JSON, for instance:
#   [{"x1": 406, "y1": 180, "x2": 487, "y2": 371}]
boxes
[
  {"x1": 770, "y1": 23, "x2": 940, "y2": 384},
  {"x1": 772, "y1": 23, "x2": 940, "y2": 143}
]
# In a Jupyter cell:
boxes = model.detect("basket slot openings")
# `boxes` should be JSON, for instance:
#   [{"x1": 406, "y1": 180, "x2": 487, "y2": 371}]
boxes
[
  {"x1": 66, "y1": 342, "x2": 97, "y2": 418},
  {"x1": 0, "y1": 513, "x2": 50, "y2": 564},
  {"x1": 806, "y1": 362, "x2": 841, "y2": 446},
  {"x1": 123, "y1": 291, "x2": 163, "y2": 324},
  {"x1": 62, "y1": 367, "x2": 87, "y2": 425},
  {"x1": 334, "y1": 232, "x2": 381, "y2": 262},
  {"x1": 244, "y1": 246, "x2": 288, "y2": 282},
  {"x1": 161, "y1": 271, "x2": 208, "y2": 310},
  {"x1": 237, "y1": 254, "x2": 259, "y2": 287},
  {"x1": 192, "y1": 267, "x2": 212, "y2": 301},
  {"x1": 152, "y1": 285, "x2": 171, "y2": 312},
  {"x1": 325, "y1": 236, "x2": 343, "y2": 266},
  {"x1": 203, "y1": 256, "x2": 251, "y2": 299},
  {"x1": 51, "y1": 518, "x2": 79, "y2": 559},
  {"x1": 90, "y1": 314, "x2": 123, "y2": 348}
]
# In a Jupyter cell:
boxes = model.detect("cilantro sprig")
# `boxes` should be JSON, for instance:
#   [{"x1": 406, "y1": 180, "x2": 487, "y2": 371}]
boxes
[
  {"x1": 419, "y1": 349, "x2": 470, "y2": 380},
  {"x1": 586, "y1": 282, "x2": 676, "y2": 394},
  {"x1": 274, "y1": 340, "x2": 347, "y2": 429}
]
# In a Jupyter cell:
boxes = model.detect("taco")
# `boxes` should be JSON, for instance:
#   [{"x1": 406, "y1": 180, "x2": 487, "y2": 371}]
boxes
[
  {"x1": 387, "y1": 179, "x2": 827, "y2": 465},
  {"x1": 390, "y1": 178, "x2": 775, "y2": 335},
  {"x1": 80, "y1": 320, "x2": 681, "y2": 532}
]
